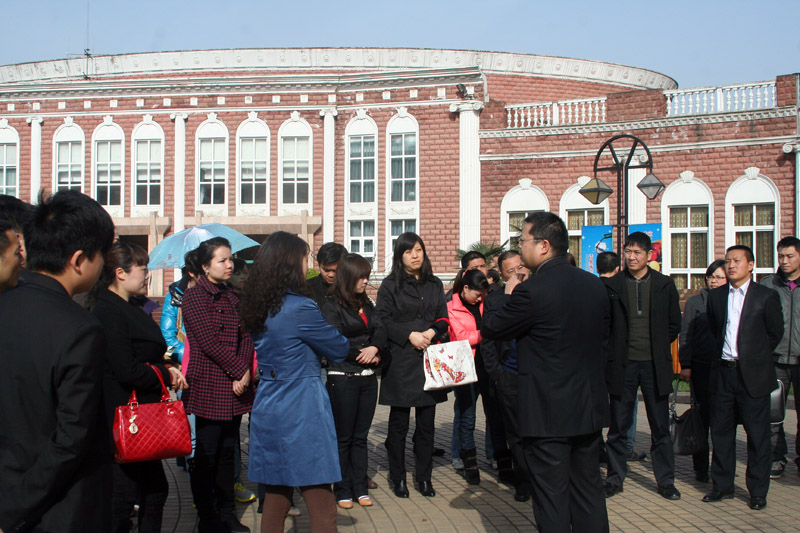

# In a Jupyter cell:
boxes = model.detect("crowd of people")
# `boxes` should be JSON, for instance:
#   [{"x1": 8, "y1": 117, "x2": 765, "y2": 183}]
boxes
[{"x1": 0, "y1": 190, "x2": 796, "y2": 533}]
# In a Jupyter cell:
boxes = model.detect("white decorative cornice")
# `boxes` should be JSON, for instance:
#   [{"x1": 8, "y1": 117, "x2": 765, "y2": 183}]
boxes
[
  {"x1": 319, "y1": 107, "x2": 338, "y2": 118},
  {"x1": 0, "y1": 49, "x2": 678, "y2": 90},
  {"x1": 349, "y1": 206, "x2": 374, "y2": 216},
  {"x1": 480, "y1": 107, "x2": 798, "y2": 140},
  {"x1": 247, "y1": 111, "x2": 258, "y2": 120},
  {"x1": 142, "y1": 113, "x2": 154, "y2": 122},
  {"x1": 355, "y1": 108, "x2": 368, "y2": 120},
  {"x1": 783, "y1": 142, "x2": 800, "y2": 154},
  {"x1": 449, "y1": 101, "x2": 484, "y2": 113},
  {"x1": 744, "y1": 166, "x2": 760, "y2": 179},
  {"x1": 0, "y1": 118, "x2": 7, "y2": 128},
  {"x1": 206, "y1": 112, "x2": 218, "y2": 121},
  {"x1": 103, "y1": 115, "x2": 113, "y2": 124},
  {"x1": 389, "y1": 205, "x2": 416, "y2": 216},
  {"x1": 289, "y1": 110, "x2": 302, "y2": 122},
  {"x1": 679, "y1": 170, "x2": 695, "y2": 183},
  {"x1": 63, "y1": 116, "x2": 73, "y2": 126},
  {"x1": 395, "y1": 106, "x2": 409, "y2": 118},
  {"x1": 25, "y1": 116, "x2": 42, "y2": 125}
]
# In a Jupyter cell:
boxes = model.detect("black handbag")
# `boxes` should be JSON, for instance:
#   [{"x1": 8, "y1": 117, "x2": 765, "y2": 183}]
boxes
[{"x1": 669, "y1": 380, "x2": 708, "y2": 456}]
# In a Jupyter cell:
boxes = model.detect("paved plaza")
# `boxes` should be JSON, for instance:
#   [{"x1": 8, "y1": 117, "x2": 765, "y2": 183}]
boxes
[{"x1": 161, "y1": 395, "x2": 800, "y2": 532}]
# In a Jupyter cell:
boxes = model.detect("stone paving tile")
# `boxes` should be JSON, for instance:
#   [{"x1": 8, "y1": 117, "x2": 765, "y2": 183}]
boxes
[{"x1": 160, "y1": 396, "x2": 800, "y2": 532}]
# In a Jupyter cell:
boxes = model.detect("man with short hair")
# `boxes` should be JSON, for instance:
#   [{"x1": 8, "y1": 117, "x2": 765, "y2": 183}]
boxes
[
  {"x1": 481, "y1": 249, "x2": 533, "y2": 501},
  {"x1": 603, "y1": 232, "x2": 682, "y2": 500},
  {"x1": 0, "y1": 190, "x2": 116, "y2": 533},
  {"x1": 704, "y1": 245, "x2": 783, "y2": 510},
  {"x1": 0, "y1": 194, "x2": 34, "y2": 270},
  {"x1": 760, "y1": 236, "x2": 800, "y2": 478},
  {"x1": 483, "y1": 212, "x2": 610, "y2": 532},
  {"x1": 0, "y1": 220, "x2": 21, "y2": 292},
  {"x1": 597, "y1": 251, "x2": 620, "y2": 278},
  {"x1": 307, "y1": 242, "x2": 347, "y2": 308}
]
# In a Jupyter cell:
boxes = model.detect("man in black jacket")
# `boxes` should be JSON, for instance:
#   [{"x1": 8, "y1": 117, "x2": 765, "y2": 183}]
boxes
[
  {"x1": 483, "y1": 212, "x2": 610, "y2": 532},
  {"x1": 603, "y1": 232, "x2": 682, "y2": 501},
  {"x1": 0, "y1": 191, "x2": 115, "y2": 533},
  {"x1": 307, "y1": 242, "x2": 347, "y2": 308},
  {"x1": 703, "y1": 245, "x2": 783, "y2": 510}
]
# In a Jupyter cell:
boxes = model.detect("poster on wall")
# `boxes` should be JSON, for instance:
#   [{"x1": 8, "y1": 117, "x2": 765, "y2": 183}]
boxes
[
  {"x1": 629, "y1": 223, "x2": 663, "y2": 272},
  {"x1": 580, "y1": 225, "x2": 613, "y2": 276}
]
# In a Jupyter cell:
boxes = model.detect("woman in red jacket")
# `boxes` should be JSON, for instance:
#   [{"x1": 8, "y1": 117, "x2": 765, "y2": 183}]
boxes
[{"x1": 446, "y1": 268, "x2": 490, "y2": 485}]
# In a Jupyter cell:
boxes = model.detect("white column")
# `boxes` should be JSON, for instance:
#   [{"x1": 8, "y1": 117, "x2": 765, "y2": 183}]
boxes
[
  {"x1": 627, "y1": 156, "x2": 647, "y2": 226},
  {"x1": 26, "y1": 117, "x2": 43, "y2": 203},
  {"x1": 170, "y1": 113, "x2": 188, "y2": 233},
  {"x1": 450, "y1": 101, "x2": 484, "y2": 250},
  {"x1": 320, "y1": 108, "x2": 337, "y2": 243}
]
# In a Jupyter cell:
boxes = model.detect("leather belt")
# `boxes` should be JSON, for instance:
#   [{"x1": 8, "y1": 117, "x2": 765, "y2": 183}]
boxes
[{"x1": 719, "y1": 359, "x2": 738, "y2": 368}]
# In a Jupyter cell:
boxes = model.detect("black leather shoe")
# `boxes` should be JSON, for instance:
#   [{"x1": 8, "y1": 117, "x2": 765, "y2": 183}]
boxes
[
  {"x1": 225, "y1": 515, "x2": 250, "y2": 533},
  {"x1": 657, "y1": 484, "x2": 681, "y2": 500},
  {"x1": 514, "y1": 490, "x2": 531, "y2": 502},
  {"x1": 604, "y1": 483, "x2": 623, "y2": 498},
  {"x1": 391, "y1": 479, "x2": 409, "y2": 498},
  {"x1": 432, "y1": 447, "x2": 445, "y2": 457},
  {"x1": 702, "y1": 489, "x2": 734, "y2": 502},
  {"x1": 417, "y1": 480, "x2": 436, "y2": 497},
  {"x1": 749, "y1": 497, "x2": 767, "y2": 510}
]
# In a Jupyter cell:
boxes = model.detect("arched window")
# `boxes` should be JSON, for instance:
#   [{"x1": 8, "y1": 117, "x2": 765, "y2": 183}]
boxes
[
  {"x1": 346, "y1": 110, "x2": 378, "y2": 265},
  {"x1": 385, "y1": 108, "x2": 419, "y2": 270},
  {"x1": 500, "y1": 178, "x2": 550, "y2": 248},
  {"x1": 92, "y1": 116, "x2": 124, "y2": 216},
  {"x1": 661, "y1": 171, "x2": 714, "y2": 289},
  {"x1": 0, "y1": 119, "x2": 19, "y2": 197},
  {"x1": 195, "y1": 113, "x2": 229, "y2": 216},
  {"x1": 131, "y1": 115, "x2": 165, "y2": 217},
  {"x1": 236, "y1": 112, "x2": 270, "y2": 215},
  {"x1": 53, "y1": 117, "x2": 85, "y2": 193},
  {"x1": 725, "y1": 167, "x2": 780, "y2": 280},
  {"x1": 278, "y1": 111, "x2": 312, "y2": 216},
  {"x1": 559, "y1": 178, "x2": 609, "y2": 268}
]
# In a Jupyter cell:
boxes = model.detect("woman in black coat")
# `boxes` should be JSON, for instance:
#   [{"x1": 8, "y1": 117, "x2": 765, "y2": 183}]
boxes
[
  {"x1": 322, "y1": 253, "x2": 387, "y2": 509},
  {"x1": 91, "y1": 241, "x2": 187, "y2": 533},
  {"x1": 375, "y1": 233, "x2": 449, "y2": 498}
]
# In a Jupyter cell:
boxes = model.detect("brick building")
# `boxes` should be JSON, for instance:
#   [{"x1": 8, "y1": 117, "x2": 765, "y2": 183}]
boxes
[{"x1": 0, "y1": 48, "x2": 796, "y2": 293}]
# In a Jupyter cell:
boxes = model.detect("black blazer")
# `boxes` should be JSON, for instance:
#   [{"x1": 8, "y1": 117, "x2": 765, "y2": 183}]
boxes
[
  {"x1": 604, "y1": 268, "x2": 681, "y2": 398},
  {"x1": 706, "y1": 280, "x2": 783, "y2": 397},
  {"x1": 482, "y1": 256, "x2": 610, "y2": 438},
  {"x1": 0, "y1": 273, "x2": 111, "y2": 533},
  {"x1": 321, "y1": 296, "x2": 387, "y2": 373},
  {"x1": 91, "y1": 288, "x2": 171, "y2": 428}
]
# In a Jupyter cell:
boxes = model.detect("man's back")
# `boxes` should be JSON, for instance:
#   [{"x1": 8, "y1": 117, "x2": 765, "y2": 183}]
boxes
[{"x1": 0, "y1": 273, "x2": 110, "y2": 533}]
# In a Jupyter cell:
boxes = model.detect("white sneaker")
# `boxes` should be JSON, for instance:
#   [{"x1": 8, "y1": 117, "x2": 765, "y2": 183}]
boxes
[{"x1": 452, "y1": 458, "x2": 464, "y2": 470}]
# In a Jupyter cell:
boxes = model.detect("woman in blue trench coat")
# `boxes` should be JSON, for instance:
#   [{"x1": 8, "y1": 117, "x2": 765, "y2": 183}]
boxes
[{"x1": 239, "y1": 231, "x2": 348, "y2": 533}]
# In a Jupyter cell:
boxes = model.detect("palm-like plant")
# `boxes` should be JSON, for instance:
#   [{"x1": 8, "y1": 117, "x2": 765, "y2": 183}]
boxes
[{"x1": 456, "y1": 241, "x2": 508, "y2": 269}]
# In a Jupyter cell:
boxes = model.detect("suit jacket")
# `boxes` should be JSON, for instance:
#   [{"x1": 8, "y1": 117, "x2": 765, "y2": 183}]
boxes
[
  {"x1": 604, "y1": 268, "x2": 681, "y2": 398},
  {"x1": 0, "y1": 273, "x2": 111, "y2": 533},
  {"x1": 481, "y1": 256, "x2": 610, "y2": 438},
  {"x1": 706, "y1": 280, "x2": 783, "y2": 398}
]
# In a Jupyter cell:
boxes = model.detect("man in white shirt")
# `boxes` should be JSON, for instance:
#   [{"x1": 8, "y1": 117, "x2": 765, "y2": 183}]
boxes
[{"x1": 704, "y1": 245, "x2": 783, "y2": 510}]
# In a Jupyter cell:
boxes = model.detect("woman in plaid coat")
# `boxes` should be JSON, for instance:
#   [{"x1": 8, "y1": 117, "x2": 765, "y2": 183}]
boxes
[{"x1": 182, "y1": 237, "x2": 254, "y2": 533}]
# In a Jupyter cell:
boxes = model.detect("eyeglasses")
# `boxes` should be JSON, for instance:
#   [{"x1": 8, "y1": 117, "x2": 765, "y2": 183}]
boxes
[
  {"x1": 706, "y1": 275, "x2": 726, "y2": 281},
  {"x1": 518, "y1": 236, "x2": 544, "y2": 245}
]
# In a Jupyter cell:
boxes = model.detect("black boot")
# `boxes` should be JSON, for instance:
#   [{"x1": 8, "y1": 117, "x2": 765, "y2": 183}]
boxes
[
  {"x1": 495, "y1": 450, "x2": 515, "y2": 485},
  {"x1": 188, "y1": 456, "x2": 229, "y2": 533},
  {"x1": 460, "y1": 448, "x2": 480, "y2": 485}
]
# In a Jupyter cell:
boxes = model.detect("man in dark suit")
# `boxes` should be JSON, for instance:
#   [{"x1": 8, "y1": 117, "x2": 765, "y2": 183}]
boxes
[
  {"x1": 0, "y1": 191, "x2": 115, "y2": 533},
  {"x1": 603, "y1": 232, "x2": 682, "y2": 501},
  {"x1": 483, "y1": 212, "x2": 610, "y2": 532},
  {"x1": 703, "y1": 245, "x2": 783, "y2": 510}
]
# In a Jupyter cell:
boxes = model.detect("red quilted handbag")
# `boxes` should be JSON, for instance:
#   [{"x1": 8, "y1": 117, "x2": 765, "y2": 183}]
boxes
[{"x1": 113, "y1": 364, "x2": 192, "y2": 463}]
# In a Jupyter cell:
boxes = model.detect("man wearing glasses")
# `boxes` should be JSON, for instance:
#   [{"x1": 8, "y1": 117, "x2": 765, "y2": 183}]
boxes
[{"x1": 603, "y1": 232, "x2": 682, "y2": 501}]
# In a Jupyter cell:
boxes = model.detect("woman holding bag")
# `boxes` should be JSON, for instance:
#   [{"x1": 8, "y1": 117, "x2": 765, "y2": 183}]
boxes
[
  {"x1": 376, "y1": 232, "x2": 449, "y2": 498},
  {"x1": 92, "y1": 241, "x2": 188, "y2": 533},
  {"x1": 446, "y1": 268, "x2": 490, "y2": 485}
]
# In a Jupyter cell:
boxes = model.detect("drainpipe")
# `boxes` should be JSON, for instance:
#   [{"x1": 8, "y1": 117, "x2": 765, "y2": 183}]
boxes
[{"x1": 785, "y1": 74, "x2": 800, "y2": 236}]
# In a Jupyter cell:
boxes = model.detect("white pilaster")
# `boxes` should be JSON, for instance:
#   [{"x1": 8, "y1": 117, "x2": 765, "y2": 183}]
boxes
[
  {"x1": 320, "y1": 107, "x2": 337, "y2": 243},
  {"x1": 170, "y1": 113, "x2": 188, "y2": 233},
  {"x1": 627, "y1": 155, "x2": 647, "y2": 226},
  {"x1": 450, "y1": 101, "x2": 484, "y2": 250},
  {"x1": 26, "y1": 117, "x2": 43, "y2": 203}
]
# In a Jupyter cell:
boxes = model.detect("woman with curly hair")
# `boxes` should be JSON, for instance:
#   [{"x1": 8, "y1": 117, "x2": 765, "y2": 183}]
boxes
[{"x1": 239, "y1": 231, "x2": 348, "y2": 533}]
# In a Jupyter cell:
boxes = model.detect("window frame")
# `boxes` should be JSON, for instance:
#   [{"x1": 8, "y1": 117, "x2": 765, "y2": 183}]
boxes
[
  {"x1": 277, "y1": 112, "x2": 313, "y2": 216},
  {"x1": 52, "y1": 118, "x2": 85, "y2": 194},
  {"x1": 236, "y1": 113, "x2": 270, "y2": 216},
  {"x1": 195, "y1": 113, "x2": 229, "y2": 216},
  {"x1": 0, "y1": 120, "x2": 20, "y2": 198},
  {"x1": 384, "y1": 108, "x2": 420, "y2": 271},
  {"x1": 91, "y1": 117, "x2": 125, "y2": 217},
  {"x1": 131, "y1": 116, "x2": 165, "y2": 217}
]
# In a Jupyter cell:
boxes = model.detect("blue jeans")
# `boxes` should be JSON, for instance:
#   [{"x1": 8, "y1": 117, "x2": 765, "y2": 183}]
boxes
[{"x1": 453, "y1": 383, "x2": 479, "y2": 451}]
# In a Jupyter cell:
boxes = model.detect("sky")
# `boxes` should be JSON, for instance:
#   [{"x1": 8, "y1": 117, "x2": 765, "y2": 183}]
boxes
[{"x1": 2, "y1": 0, "x2": 798, "y2": 89}]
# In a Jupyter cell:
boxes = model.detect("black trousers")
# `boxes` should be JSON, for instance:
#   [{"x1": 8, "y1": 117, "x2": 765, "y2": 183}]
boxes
[
  {"x1": 111, "y1": 460, "x2": 168, "y2": 533},
  {"x1": 523, "y1": 431, "x2": 609, "y2": 533},
  {"x1": 771, "y1": 362, "x2": 800, "y2": 464},
  {"x1": 191, "y1": 415, "x2": 242, "y2": 520},
  {"x1": 606, "y1": 360, "x2": 674, "y2": 488},
  {"x1": 690, "y1": 361, "x2": 712, "y2": 475},
  {"x1": 710, "y1": 365, "x2": 771, "y2": 498},
  {"x1": 327, "y1": 374, "x2": 378, "y2": 501},
  {"x1": 475, "y1": 352, "x2": 511, "y2": 458},
  {"x1": 496, "y1": 370, "x2": 533, "y2": 494},
  {"x1": 385, "y1": 404, "x2": 435, "y2": 483}
]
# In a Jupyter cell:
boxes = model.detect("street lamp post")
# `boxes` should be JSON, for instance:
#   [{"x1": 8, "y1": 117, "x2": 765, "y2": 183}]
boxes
[{"x1": 579, "y1": 134, "x2": 665, "y2": 256}]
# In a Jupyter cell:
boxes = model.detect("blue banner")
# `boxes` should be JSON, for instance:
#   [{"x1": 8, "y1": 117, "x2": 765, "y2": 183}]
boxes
[{"x1": 580, "y1": 225, "x2": 613, "y2": 276}]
